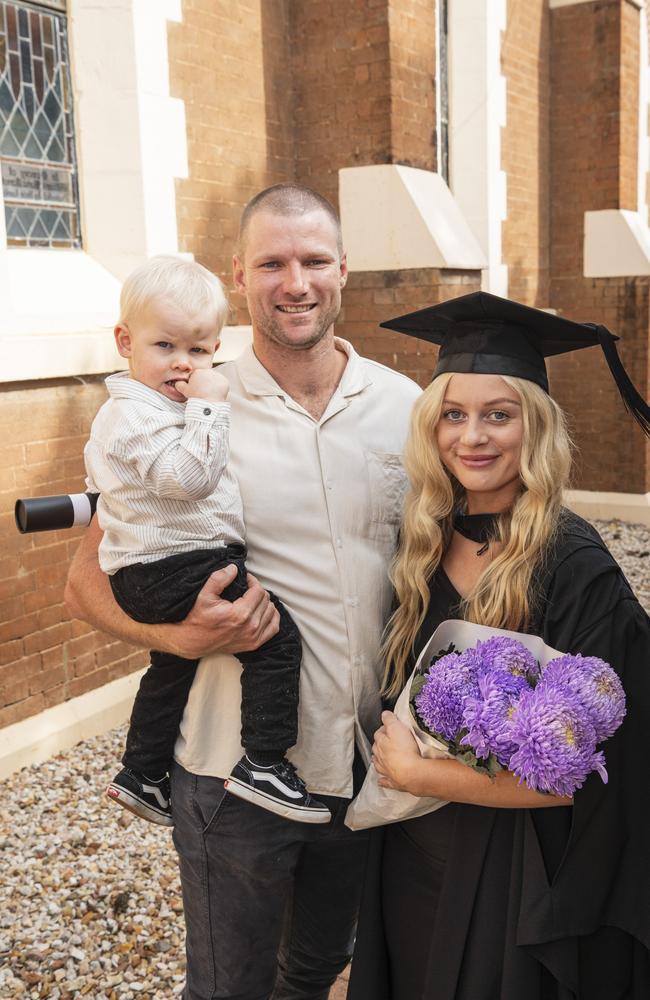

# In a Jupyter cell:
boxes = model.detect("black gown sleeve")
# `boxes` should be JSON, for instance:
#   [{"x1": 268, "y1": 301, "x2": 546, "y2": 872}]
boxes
[{"x1": 519, "y1": 534, "x2": 650, "y2": 994}]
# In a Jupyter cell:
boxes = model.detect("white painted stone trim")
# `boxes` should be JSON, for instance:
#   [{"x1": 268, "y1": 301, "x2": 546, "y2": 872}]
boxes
[
  {"x1": 0, "y1": 669, "x2": 145, "y2": 780},
  {"x1": 583, "y1": 209, "x2": 650, "y2": 276},
  {"x1": 338, "y1": 165, "x2": 486, "y2": 272},
  {"x1": 565, "y1": 490, "x2": 650, "y2": 526},
  {"x1": 550, "y1": 0, "x2": 644, "y2": 8},
  {"x1": 215, "y1": 325, "x2": 253, "y2": 363},
  {"x1": 448, "y1": 0, "x2": 508, "y2": 295},
  {"x1": 0, "y1": 0, "x2": 188, "y2": 380},
  {"x1": 2, "y1": 324, "x2": 253, "y2": 383},
  {"x1": 72, "y1": 0, "x2": 187, "y2": 280}
]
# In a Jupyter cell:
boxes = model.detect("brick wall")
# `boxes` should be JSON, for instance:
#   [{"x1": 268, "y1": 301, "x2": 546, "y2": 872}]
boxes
[
  {"x1": 549, "y1": 0, "x2": 650, "y2": 493},
  {"x1": 620, "y1": 0, "x2": 640, "y2": 211},
  {"x1": 292, "y1": 0, "x2": 437, "y2": 207},
  {"x1": 170, "y1": 0, "x2": 438, "y2": 282},
  {"x1": 501, "y1": 0, "x2": 550, "y2": 305},
  {"x1": 385, "y1": 0, "x2": 437, "y2": 171},
  {"x1": 547, "y1": 278, "x2": 650, "y2": 493},
  {"x1": 168, "y1": 0, "x2": 294, "y2": 289},
  {"x1": 0, "y1": 380, "x2": 148, "y2": 729},
  {"x1": 338, "y1": 268, "x2": 481, "y2": 387},
  {"x1": 283, "y1": 0, "x2": 392, "y2": 209}
]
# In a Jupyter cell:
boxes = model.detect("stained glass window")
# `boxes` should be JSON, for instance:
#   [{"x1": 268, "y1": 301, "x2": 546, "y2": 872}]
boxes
[{"x1": 0, "y1": 0, "x2": 81, "y2": 248}]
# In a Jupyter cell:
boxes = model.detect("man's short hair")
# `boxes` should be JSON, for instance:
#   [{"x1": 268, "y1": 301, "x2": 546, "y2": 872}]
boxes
[
  {"x1": 119, "y1": 255, "x2": 229, "y2": 330},
  {"x1": 238, "y1": 184, "x2": 343, "y2": 257}
]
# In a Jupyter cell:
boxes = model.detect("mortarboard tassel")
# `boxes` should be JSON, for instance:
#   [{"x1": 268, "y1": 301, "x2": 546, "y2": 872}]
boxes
[{"x1": 590, "y1": 325, "x2": 650, "y2": 437}]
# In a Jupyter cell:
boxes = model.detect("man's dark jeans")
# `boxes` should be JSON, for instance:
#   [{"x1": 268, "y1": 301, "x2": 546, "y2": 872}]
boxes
[
  {"x1": 171, "y1": 758, "x2": 369, "y2": 1000},
  {"x1": 110, "y1": 545, "x2": 301, "y2": 777}
]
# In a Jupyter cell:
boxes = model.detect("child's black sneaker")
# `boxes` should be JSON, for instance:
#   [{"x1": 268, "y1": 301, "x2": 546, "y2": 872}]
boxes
[
  {"x1": 106, "y1": 767, "x2": 173, "y2": 827},
  {"x1": 224, "y1": 756, "x2": 331, "y2": 824}
]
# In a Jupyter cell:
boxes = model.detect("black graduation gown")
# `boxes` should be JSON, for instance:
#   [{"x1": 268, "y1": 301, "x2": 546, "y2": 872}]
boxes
[{"x1": 348, "y1": 512, "x2": 650, "y2": 1000}]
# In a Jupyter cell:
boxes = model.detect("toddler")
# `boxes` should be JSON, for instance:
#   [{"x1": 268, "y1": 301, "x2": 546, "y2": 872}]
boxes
[{"x1": 84, "y1": 256, "x2": 330, "y2": 826}]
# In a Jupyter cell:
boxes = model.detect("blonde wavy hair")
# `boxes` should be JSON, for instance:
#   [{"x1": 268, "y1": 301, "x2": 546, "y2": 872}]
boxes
[{"x1": 382, "y1": 373, "x2": 573, "y2": 699}]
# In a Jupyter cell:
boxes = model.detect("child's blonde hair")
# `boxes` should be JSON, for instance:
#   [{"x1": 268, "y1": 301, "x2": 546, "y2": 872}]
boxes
[{"x1": 119, "y1": 255, "x2": 229, "y2": 331}]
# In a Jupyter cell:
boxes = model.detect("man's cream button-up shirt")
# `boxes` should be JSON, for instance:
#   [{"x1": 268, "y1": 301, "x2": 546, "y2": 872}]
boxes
[{"x1": 174, "y1": 340, "x2": 421, "y2": 798}]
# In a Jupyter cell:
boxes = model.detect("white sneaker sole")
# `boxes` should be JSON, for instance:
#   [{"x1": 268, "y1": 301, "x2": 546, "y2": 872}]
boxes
[
  {"x1": 105, "y1": 783, "x2": 174, "y2": 827},
  {"x1": 224, "y1": 777, "x2": 331, "y2": 824}
]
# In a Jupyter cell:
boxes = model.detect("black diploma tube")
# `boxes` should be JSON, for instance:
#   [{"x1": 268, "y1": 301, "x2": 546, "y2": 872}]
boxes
[{"x1": 15, "y1": 492, "x2": 99, "y2": 534}]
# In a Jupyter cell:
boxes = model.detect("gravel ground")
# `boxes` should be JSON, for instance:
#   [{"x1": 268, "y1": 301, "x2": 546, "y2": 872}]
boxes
[
  {"x1": 593, "y1": 518, "x2": 650, "y2": 612},
  {"x1": 1, "y1": 519, "x2": 647, "y2": 999},
  {"x1": 0, "y1": 723, "x2": 184, "y2": 999}
]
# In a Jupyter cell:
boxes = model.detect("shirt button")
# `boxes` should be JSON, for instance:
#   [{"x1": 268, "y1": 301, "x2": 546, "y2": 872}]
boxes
[
  {"x1": 336, "y1": 538, "x2": 343, "y2": 548},
  {"x1": 203, "y1": 407, "x2": 211, "y2": 416}
]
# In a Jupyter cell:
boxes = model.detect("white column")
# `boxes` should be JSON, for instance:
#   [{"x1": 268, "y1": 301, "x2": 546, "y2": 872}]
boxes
[
  {"x1": 69, "y1": 0, "x2": 187, "y2": 280},
  {"x1": 448, "y1": 0, "x2": 508, "y2": 294},
  {"x1": 0, "y1": 0, "x2": 189, "y2": 374}
]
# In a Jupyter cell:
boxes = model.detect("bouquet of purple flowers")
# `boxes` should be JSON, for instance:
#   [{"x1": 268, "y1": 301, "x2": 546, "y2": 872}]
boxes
[{"x1": 410, "y1": 636, "x2": 626, "y2": 796}]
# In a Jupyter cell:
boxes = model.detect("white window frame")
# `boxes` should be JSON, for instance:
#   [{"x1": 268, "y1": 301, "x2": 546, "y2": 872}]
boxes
[{"x1": 0, "y1": 0, "x2": 188, "y2": 380}]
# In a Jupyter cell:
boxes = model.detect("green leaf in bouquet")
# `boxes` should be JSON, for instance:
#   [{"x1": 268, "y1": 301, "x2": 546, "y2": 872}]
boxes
[
  {"x1": 445, "y1": 744, "x2": 504, "y2": 779},
  {"x1": 483, "y1": 753, "x2": 505, "y2": 778},
  {"x1": 409, "y1": 699, "x2": 428, "y2": 734},
  {"x1": 410, "y1": 674, "x2": 427, "y2": 699}
]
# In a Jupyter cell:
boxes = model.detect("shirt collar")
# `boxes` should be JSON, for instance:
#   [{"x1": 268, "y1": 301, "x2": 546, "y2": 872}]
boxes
[
  {"x1": 104, "y1": 371, "x2": 185, "y2": 413},
  {"x1": 235, "y1": 338, "x2": 372, "y2": 400}
]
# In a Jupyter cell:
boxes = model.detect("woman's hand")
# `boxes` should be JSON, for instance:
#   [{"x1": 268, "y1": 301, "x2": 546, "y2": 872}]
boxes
[
  {"x1": 372, "y1": 711, "x2": 424, "y2": 792},
  {"x1": 373, "y1": 710, "x2": 574, "y2": 807}
]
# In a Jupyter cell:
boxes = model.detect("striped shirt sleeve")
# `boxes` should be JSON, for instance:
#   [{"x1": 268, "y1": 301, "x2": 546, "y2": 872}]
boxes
[{"x1": 109, "y1": 399, "x2": 232, "y2": 502}]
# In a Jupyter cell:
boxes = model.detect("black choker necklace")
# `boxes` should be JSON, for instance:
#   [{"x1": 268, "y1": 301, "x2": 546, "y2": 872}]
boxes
[{"x1": 453, "y1": 512, "x2": 500, "y2": 556}]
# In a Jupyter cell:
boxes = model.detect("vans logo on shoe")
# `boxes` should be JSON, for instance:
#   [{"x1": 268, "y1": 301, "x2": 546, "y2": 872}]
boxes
[
  {"x1": 141, "y1": 782, "x2": 170, "y2": 809},
  {"x1": 250, "y1": 770, "x2": 304, "y2": 799}
]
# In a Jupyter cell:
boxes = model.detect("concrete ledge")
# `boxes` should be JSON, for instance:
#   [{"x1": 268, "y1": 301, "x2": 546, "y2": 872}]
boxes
[
  {"x1": 339, "y1": 164, "x2": 486, "y2": 272},
  {"x1": 584, "y1": 209, "x2": 650, "y2": 277},
  {"x1": 0, "y1": 669, "x2": 145, "y2": 780},
  {"x1": 0, "y1": 323, "x2": 252, "y2": 382},
  {"x1": 550, "y1": 0, "x2": 644, "y2": 8},
  {"x1": 565, "y1": 489, "x2": 650, "y2": 526}
]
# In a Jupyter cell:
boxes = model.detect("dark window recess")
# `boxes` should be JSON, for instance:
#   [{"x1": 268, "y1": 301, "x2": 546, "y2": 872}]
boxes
[{"x1": 0, "y1": 0, "x2": 80, "y2": 248}]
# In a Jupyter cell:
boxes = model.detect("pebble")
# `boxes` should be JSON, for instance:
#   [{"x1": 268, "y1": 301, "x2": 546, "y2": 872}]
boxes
[
  {"x1": 0, "y1": 518, "x2": 646, "y2": 998},
  {"x1": 593, "y1": 518, "x2": 650, "y2": 612},
  {"x1": 0, "y1": 724, "x2": 183, "y2": 999}
]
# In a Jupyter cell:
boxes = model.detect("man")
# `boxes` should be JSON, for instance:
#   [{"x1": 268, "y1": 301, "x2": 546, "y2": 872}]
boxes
[{"x1": 66, "y1": 183, "x2": 421, "y2": 999}]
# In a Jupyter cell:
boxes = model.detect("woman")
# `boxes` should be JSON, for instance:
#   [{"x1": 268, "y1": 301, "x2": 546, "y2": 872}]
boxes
[{"x1": 348, "y1": 293, "x2": 650, "y2": 1000}]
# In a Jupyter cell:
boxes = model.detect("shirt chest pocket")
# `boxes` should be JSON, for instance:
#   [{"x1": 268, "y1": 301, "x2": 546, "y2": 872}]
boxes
[{"x1": 365, "y1": 450, "x2": 408, "y2": 541}]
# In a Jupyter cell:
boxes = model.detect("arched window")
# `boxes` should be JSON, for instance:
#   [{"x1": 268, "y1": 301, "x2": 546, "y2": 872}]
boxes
[{"x1": 0, "y1": 0, "x2": 81, "y2": 247}]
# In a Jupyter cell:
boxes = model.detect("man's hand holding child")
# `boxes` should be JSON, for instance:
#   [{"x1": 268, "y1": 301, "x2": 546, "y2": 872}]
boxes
[{"x1": 176, "y1": 367, "x2": 230, "y2": 403}]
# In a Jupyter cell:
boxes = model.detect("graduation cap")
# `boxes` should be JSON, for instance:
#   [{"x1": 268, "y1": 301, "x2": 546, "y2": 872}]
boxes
[{"x1": 380, "y1": 291, "x2": 650, "y2": 435}]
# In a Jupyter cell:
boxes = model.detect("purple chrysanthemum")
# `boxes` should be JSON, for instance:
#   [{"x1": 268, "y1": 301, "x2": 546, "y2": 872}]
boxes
[
  {"x1": 461, "y1": 671, "x2": 523, "y2": 765},
  {"x1": 509, "y1": 686, "x2": 608, "y2": 797},
  {"x1": 415, "y1": 651, "x2": 480, "y2": 741},
  {"x1": 538, "y1": 654, "x2": 626, "y2": 744},
  {"x1": 475, "y1": 636, "x2": 540, "y2": 684}
]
